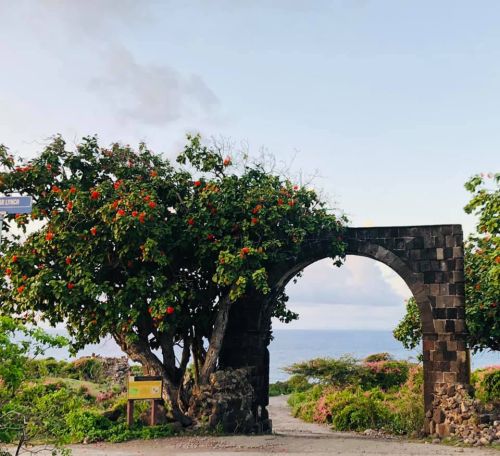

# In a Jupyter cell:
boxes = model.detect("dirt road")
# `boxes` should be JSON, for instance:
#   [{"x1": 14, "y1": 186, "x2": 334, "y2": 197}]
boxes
[{"x1": 56, "y1": 396, "x2": 499, "y2": 455}]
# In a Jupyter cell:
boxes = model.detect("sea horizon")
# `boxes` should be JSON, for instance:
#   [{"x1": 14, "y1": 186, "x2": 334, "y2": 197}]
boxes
[{"x1": 40, "y1": 328, "x2": 499, "y2": 383}]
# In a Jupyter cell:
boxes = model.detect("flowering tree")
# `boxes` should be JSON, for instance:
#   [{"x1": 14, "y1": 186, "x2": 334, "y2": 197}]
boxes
[
  {"x1": 0, "y1": 135, "x2": 347, "y2": 423},
  {"x1": 394, "y1": 173, "x2": 499, "y2": 353}
]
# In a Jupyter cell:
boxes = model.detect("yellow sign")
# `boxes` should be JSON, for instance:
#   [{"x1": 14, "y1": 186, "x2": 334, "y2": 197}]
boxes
[{"x1": 127, "y1": 376, "x2": 163, "y2": 400}]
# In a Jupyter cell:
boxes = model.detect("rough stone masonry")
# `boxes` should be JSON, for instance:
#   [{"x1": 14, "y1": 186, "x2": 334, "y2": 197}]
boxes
[{"x1": 219, "y1": 225, "x2": 471, "y2": 436}]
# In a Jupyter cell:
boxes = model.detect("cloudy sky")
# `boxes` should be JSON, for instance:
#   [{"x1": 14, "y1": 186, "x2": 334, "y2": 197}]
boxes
[{"x1": 1, "y1": 1, "x2": 499, "y2": 331}]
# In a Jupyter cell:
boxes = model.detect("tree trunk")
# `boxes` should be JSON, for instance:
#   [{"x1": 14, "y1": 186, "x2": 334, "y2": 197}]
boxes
[
  {"x1": 113, "y1": 333, "x2": 192, "y2": 426},
  {"x1": 199, "y1": 292, "x2": 232, "y2": 384}
]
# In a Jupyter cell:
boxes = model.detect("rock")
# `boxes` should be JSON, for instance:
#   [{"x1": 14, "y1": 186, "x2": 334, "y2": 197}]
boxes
[
  {"x1": 426, "y1": 381, "x2": 500, "y2": 447},
  {"x1": 188, "y1": 368, "x2": 256, "y2": 433}
]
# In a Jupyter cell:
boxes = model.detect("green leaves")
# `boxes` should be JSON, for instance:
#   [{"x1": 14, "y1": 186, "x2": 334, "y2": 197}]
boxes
[
  {"x1": 0, "y1": 316, "x2": 68, "y2": 393},
  {"x1": 0, "y1": 134, "x2": 347, "y2": 377}
]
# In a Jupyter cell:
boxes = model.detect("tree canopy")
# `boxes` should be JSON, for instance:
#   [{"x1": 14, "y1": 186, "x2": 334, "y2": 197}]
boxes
[
  {"x1": 394, "y1": 173, "x2": 499, "y2": 352},
  {"x1": 0, "y1": 135, "x2": 347, "y2": 422}
]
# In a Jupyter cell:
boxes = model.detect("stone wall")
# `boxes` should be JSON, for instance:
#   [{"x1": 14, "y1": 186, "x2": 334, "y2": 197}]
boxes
[{"x1": 429, "y1": 383, "x2": 499, "y2": 445}]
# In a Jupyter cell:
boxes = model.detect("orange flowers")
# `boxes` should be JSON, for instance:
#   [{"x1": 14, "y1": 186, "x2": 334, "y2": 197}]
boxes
[
  {"x1": 277, "y1": 198, "x2": 284, "y2": 206},
  {"x1": 51, "y1": 185, "x2": 61, "y2": 193},
  {"x1": 66, "y1": 201, "x2": 73, "y2": 212},
  {"x1": 150, "y1": 170, "x2": 158, "y2": 177},
  {"x1": 194, "y1": 180, "x2": 202, "y2": 187},
  {"x1": 65, "y1": 257, "x2": 72, "y2": 265},
  {"x1": 148, "y1": 201, "x2": 157, "y2": 209},
  {"x1": 187, "y1": 218, "x2": 195, "y2": 226},
  {"x1": 90, "y1": 190, "x2": 100, "y2": 200},
  {"x1": 240, "y1": 247, "x2": 250, "y2": 257},
  {"x1": 17, "y1": 285, "x2": 25, "y2": 294},
  {"x1": 251, "y1": 217, "x2": 259, "y2": 225},
  {"x1": 90, "y1": 227, "x2": 97, "y2": 236},
  {"x1": 117, "y1": 209, "x2": 126, "y2": 217},
  {"x1": 252, "y1": 204, "x2": 262, "y2": 214},
  {"x1": 5, "y1": 268, "x2": 12, "y2": 276},
  {"x1": 67, "y1": 282, "x2": 75, "y2": 290},
  {"x1": 45, "y1": 232, "x2": 55, "y2": 241},
  {"x1": 69, "y1": 186, "x2": 77, "y2": 194},
  {"x1": 11, "y1": 255, "x2": 18, "y2": 263},
  {"x1": 113, "y1": 180, "x2": 123, "y2": 190},
  {"x1": 223, "y1": 156, "x2": 232, "y2": 166},
  {"x1": 138, "y1": 212, "x2": 146, "y2": 223}
]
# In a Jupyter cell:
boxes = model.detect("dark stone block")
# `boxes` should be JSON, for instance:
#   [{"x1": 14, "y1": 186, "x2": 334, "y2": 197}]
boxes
[
  {"x1": 433, "y1": 308, "x2": 446, "y2": 319},
  {"x1": 445, "y1": 320, "x2": 455, "y2": 332},
  {"x1": 446, "y1": 308, "x2": 457, "y2": 319}
]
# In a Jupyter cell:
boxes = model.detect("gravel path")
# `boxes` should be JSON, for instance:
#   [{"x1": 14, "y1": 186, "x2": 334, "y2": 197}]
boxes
[{"x1": 29, "y1": 396, "x2": 500, "y2": 455}]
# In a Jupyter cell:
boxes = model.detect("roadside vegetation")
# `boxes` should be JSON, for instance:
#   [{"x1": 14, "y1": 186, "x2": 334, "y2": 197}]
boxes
[
  {"x1": 270, "y1": 353, "x2": 499, "y2": 437},
  {"x1": 0, "y1": 316, "x2": 179, "y2": 455}
]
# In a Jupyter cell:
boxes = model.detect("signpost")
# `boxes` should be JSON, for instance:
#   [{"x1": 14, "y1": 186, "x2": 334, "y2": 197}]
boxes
[
  {"x1": 0, "y1": 196, "x2": 33, "y2": 248},
  {"x1": 126, "y1": 376, "x2": 163, "y2": 426}
]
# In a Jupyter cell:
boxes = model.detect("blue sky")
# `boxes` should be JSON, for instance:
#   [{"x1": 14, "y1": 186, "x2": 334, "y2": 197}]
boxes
[{"x1": 1, "y1": 1, "x2": 499, "y2": 330}]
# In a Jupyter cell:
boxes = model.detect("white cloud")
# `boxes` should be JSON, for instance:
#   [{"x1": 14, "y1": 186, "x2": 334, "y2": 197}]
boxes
[
  {"x1": 276, "y1": 256, "x2": 412, "y2": 330},
  {"x1": 88, "y1": 47, "x2": 218, "y2": 126},
  {"x1": 286, "y1": 256, "x2": 411, "y2": 307}
]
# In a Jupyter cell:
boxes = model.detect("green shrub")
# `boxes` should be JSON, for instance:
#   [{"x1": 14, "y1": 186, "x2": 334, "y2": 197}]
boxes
[
  {"x1": 313, "y1": 388, "x2": 359, "y2": 423},
  {"x1": 103, "y1": 423, "x2": 177, "y2": 443},
  {"x1": 332, "y1": 393, "x2": 391, "y2": 431},
  {"x1": 269, "y1": 381, "x2": 291, "y2": 396},
  {"x1": 472, "y1": 366, "x2": 500, "y2": 404},
  {"x1": 283, "y1": 355, "x2": 412, "y2": 391},
  {"x1": 385, "y1": 392, "x2": 424, "y2": 435},
  {"x1": 269, "y1": 375, "x2": 311, "y2": 396},
  {"x1": 362, "y1": 360, "x2": 410, "y2": 391},
  {"x1": 383, "y1": 367, "x2": 425, "y2": 436},
  {"x1": 66, "y1": 409, "x2": 112, "y2": 442},
  {"x1": 285, "y1": 356, "x2": 424, "y2": 436},
  {"x1": 284, "y1": 356, "x2": 368, "y2": 387},
  {"x1": 364, "y1": 353, "x2": 393, "y2": 362},
  {"x1": 25, "y1": 358, "x2": 71, "y2": 380},
  {"x1": 66, "y1": 358, "x2": 105, "y2": 382},
  {"x1": 288, "y1": 385, "x2": 324, "y2": 422}
]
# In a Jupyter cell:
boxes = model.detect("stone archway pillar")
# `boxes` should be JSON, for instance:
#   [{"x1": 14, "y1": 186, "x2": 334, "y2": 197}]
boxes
[{"x1": 218, "y1": 294, "x2": 272, "y2": 433}]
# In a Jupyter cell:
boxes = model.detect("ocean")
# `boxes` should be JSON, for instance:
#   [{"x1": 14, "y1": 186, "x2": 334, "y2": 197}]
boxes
[{"x1": 43, "y1": 329, "x2": 499, "y2": 382}]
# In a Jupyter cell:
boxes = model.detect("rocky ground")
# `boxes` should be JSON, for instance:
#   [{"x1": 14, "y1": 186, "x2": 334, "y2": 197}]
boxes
[{"x1": 20, "y1": 396, "x2": 500, "y2": 455}]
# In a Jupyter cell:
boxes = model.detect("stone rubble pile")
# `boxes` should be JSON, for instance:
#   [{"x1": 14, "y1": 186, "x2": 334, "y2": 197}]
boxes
[
  {"x1": 188, "y1": 368, "x2": 255, "y2": 433},
  {"x1": 428, "y1": 383, "x2": 499, "y2": 446}
]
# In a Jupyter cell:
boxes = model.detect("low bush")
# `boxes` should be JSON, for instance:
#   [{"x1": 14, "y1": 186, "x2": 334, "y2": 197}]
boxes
[
  {"x1": 284, "y1": 356, "x2": 368, "y2": 388},
  {"x1": 67, "y1": 357, "x2": 105, "y2": 382},
  {"x1": 472, "y1": 366, "x2": 500, "y2": 404},
  {"x1": 285, "y1": 356, "x2": 425, "y2": 436},
  {"x1": 332, "y1": 392, "x2": 390, "y2": 431},
  {"x1": 269, "y1": 375, "x2": 311, "y2": 396},
  {"x1": 362, "y1": 360, "x2": 410, "y2": 391},
  {"x1": 288, "y1": 385, "x2": 324, "y2": 422}
]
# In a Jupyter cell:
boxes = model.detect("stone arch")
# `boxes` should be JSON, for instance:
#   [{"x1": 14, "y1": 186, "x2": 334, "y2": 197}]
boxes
[{"x1": 219, "y1": 225, "x2": 469, "y2": 436}]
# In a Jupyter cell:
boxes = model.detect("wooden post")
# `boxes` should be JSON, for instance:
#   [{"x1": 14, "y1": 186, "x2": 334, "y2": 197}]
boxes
[
  {"x1": 127, "y1": 400, "x2": 134, "y2": 426},
  {"x1": 150, "y1": 399, "x2": 157, "y2": 426}
]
